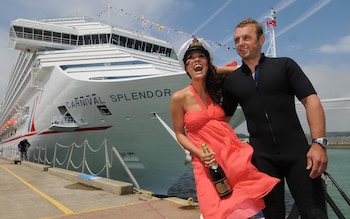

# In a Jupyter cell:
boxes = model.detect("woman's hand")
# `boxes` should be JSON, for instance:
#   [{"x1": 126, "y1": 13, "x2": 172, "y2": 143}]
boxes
[{"x1": 199, "y1": 149, "x2": 216, "y2": 168}]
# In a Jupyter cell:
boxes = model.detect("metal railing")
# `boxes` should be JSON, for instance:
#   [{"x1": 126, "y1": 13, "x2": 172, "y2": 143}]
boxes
[{"x1": 287, "y1": 171, "x2": 350, "y2": 219}]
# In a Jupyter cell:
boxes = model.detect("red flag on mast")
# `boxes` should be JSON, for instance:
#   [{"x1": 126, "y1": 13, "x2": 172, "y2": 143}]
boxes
[{"x1": 266, "y1": 20, "x2": 276, "y2": 27}]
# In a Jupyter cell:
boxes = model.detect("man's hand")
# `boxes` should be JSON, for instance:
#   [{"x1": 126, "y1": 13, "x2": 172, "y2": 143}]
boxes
[{"x1": 306, "y1": 143, "x2": 328, "y2": 178}]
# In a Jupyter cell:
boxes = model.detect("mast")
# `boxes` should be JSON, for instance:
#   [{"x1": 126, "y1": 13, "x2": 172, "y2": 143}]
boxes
[
  {"x1": 107, "y1": 1, "x2": 112, "y2": 25},
  {"x1": 265, "y1": 8, "x2": 277, "y2": 58}
]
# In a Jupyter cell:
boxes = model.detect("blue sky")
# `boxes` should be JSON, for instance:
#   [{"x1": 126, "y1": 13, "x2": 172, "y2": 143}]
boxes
[{"x1": 0, "y1": 0, "x2": 349, "y2": 133}]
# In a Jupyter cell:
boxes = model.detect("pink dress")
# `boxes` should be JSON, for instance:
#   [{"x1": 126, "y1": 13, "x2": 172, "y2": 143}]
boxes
[{"x1": 185, "y1": 85, "x2": 279, "y2": 219}]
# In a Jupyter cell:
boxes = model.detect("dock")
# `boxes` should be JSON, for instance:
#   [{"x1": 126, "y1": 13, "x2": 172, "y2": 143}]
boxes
[{"x1": 0, "y1": 156, "x2": 201, "y2": 219}]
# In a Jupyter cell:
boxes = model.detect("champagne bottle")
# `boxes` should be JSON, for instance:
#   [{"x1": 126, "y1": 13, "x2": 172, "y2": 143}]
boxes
[{"x1": 202, "y1": 143, "x2": 232, "y2": 197}]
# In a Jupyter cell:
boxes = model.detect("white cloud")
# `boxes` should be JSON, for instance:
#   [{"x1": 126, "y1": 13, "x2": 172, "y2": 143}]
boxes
[
  {"x1": 302, "y1": 63, "x2": 350, "y2": 132},
  {"x1": 303, "y1": 63, "x2": 350, "y2": 98},
  {"x1": 318, "y1": 35, "x2": 350, "y2": 53}
]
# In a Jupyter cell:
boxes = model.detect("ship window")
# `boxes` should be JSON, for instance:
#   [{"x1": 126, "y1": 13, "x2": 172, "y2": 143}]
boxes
[
  {"x1": 58, "y1": 106, "x2": 68, "y2": 115},
  {"x1": 92, "y1": 34, "x2": 98, "y2": 44},
  {"x1": 120, "y1": 36, "x2": 126, "y2": 47},
  {"x1": 23, "y1": 27, "x2": 33, "y2": 39},
  {"x1": 159, "y1": 46, "x2": 165, "y2": 54},
  {"x1": 135, "y1": 40, "x2": 142, "y2": 50},
  {"x1": 33, "y1": 29, "x2": 42, "y2": 40},
  {"x1": 99, "y1": 34, "x2": 107, "y2": 44},
  {"x1": 84, "y1": 35, "x2": 92, "y2": 45},
  {"x1": 14, "y1": 26, "x2": 23, "y2": 32},
  {"x1": 145, "y1": 43, "x2": 152, "y2": 52},
  {"x1": 127, "y1": 38, "x2": 134, "y2": 48},
  {"x1": 53, "y1": 32, "x2": 61, "y2": 43},
  {"x1": 62, "y1": 33, "x2": 70, "y2": 44},
  {"x1": 167, "y1": 48, "x2": 176, "y2": 59},
  {"x1": 78, "y1": 36, "x2": 84, "y2": 45},
  {"x1": 111, "y1": 34, "x2": 119, "y2": 45},
  {"x1": 14, "y1": 26, "x2": 23, "y2": 38},
  {"x1": 152, "y1": 44, "x2": 159, "y2": 53},
  {"x1": 44, "y1": 30, "x2": 52, "y2": 42},
  {"x1": 97, "y1": 105, "x2": 112, "y2": 116},
  {"x1": 107, "y1": 34, "x2": 111, "y2": 43},
  {"x1": 71, "y1": 35, "x2": 78, "y2": 45},
  {"x1": 105, "y1": 33, "x2": 173, "y2": 58},
  {"x1": 141, "y1": 41, "x2": 146, "y2": 51},
  {"x1": 56, "y1": 106, "x2": 76, "y2": 124}
]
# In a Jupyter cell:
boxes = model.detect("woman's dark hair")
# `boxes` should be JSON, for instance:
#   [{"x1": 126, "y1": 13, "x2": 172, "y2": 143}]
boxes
[{"x1": 206, "y1": 63, "x2": 227, "y2": 104}]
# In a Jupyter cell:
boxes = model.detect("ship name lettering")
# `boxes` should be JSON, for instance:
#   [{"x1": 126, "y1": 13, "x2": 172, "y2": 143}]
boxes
[
  {"x1": 110, "y1": 89, "x2": 171, "y2": 102},
  {"x1": 66, "y1": 96, "x2": 106, "y2": 109}
]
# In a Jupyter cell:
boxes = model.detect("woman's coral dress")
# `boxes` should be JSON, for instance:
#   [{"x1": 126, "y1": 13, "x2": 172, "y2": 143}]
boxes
[{"x1": 185, "y1": 85, "x2": 279, "y2": 219}]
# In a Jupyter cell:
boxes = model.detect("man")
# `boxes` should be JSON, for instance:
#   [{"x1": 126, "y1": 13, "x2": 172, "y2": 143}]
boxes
[
  {"x1": 18, "y1": 139, "x2": 30, "y2": 160},
  {"x1": 222, "y1": 18, "x2": 328, "y2": 218}
]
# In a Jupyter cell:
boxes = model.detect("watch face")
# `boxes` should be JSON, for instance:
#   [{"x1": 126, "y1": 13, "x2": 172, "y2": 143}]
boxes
[{"x1": 313, "y1": 138, "x2": 328, "y2": 146}]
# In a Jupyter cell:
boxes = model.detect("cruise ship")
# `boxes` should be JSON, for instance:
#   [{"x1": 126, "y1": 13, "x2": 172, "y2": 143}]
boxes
[{"x1": 0, "y1": 17, "x2": 245, "y2": 195}]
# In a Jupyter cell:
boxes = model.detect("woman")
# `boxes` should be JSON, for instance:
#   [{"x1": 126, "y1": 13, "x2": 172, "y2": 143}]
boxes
[{"x1": 170, "y1": 38, "x2": 279, "y2": 219}]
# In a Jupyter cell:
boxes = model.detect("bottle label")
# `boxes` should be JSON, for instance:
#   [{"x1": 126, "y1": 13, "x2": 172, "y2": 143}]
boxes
[{"x1": 214, "y1": 177, "x2": 233, "y2": 196}]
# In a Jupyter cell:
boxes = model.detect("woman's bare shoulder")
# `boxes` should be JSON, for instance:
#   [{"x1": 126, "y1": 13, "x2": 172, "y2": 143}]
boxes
[{"x1": 172, "y1": 86, "x2": 191, "y2": 100}]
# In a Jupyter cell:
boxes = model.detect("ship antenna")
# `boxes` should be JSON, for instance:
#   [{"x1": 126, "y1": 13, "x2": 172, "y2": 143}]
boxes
[{"x1": 265, "y1": 8, "x2": 277, "y2": 58}]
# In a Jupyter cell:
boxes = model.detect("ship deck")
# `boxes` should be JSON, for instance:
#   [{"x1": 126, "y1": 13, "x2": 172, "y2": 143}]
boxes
[{"x1": 0, "y1": 156, "x2": 201, "y2": 219}]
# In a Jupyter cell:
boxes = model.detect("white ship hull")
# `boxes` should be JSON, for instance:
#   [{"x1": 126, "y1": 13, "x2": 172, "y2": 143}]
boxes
[{"x1": 0, "y1": 17, "x2": 244, "y2": 195}]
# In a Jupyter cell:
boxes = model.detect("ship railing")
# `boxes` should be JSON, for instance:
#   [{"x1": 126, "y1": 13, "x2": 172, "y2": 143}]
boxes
[
  {"x1": 1, "y1": 144, "x2": 19, "y2": 158},
  {"x1": 2, "y1": 139, "x2": 140, "y2": 189},
  {"x1": 286, "y1": 171, "x2": 350, "y2": 219},
  {"x1": 3, "y1": 139, "x2": 141, "y2": 189}
]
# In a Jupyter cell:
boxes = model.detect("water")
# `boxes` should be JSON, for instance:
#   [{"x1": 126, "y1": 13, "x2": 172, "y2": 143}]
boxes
[
  {"x1": 168, "y1": 148, "x2": 350, "y2": 218},
  {"x1": 325, "y1": 148, "x2": 350, "y2": 218}
]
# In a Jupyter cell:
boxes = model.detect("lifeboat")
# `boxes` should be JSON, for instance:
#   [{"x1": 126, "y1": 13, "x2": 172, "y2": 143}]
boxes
[
  {"x1": 0, "y1": 118, "x2": 17, "y2": 133},
  {"x1": 7, "y1": 119, "x2": 16, "y2": 126}
]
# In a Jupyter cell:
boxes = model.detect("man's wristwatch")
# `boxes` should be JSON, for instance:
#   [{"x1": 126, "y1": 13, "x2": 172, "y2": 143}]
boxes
[{"x1": 312, "y1": 138, "x2": 328, "y2": 148}]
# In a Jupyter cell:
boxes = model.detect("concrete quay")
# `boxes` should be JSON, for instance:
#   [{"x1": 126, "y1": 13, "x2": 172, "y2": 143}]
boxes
[{"x1": 0, "y1": 156, "x2": 201, "y2": 219}]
